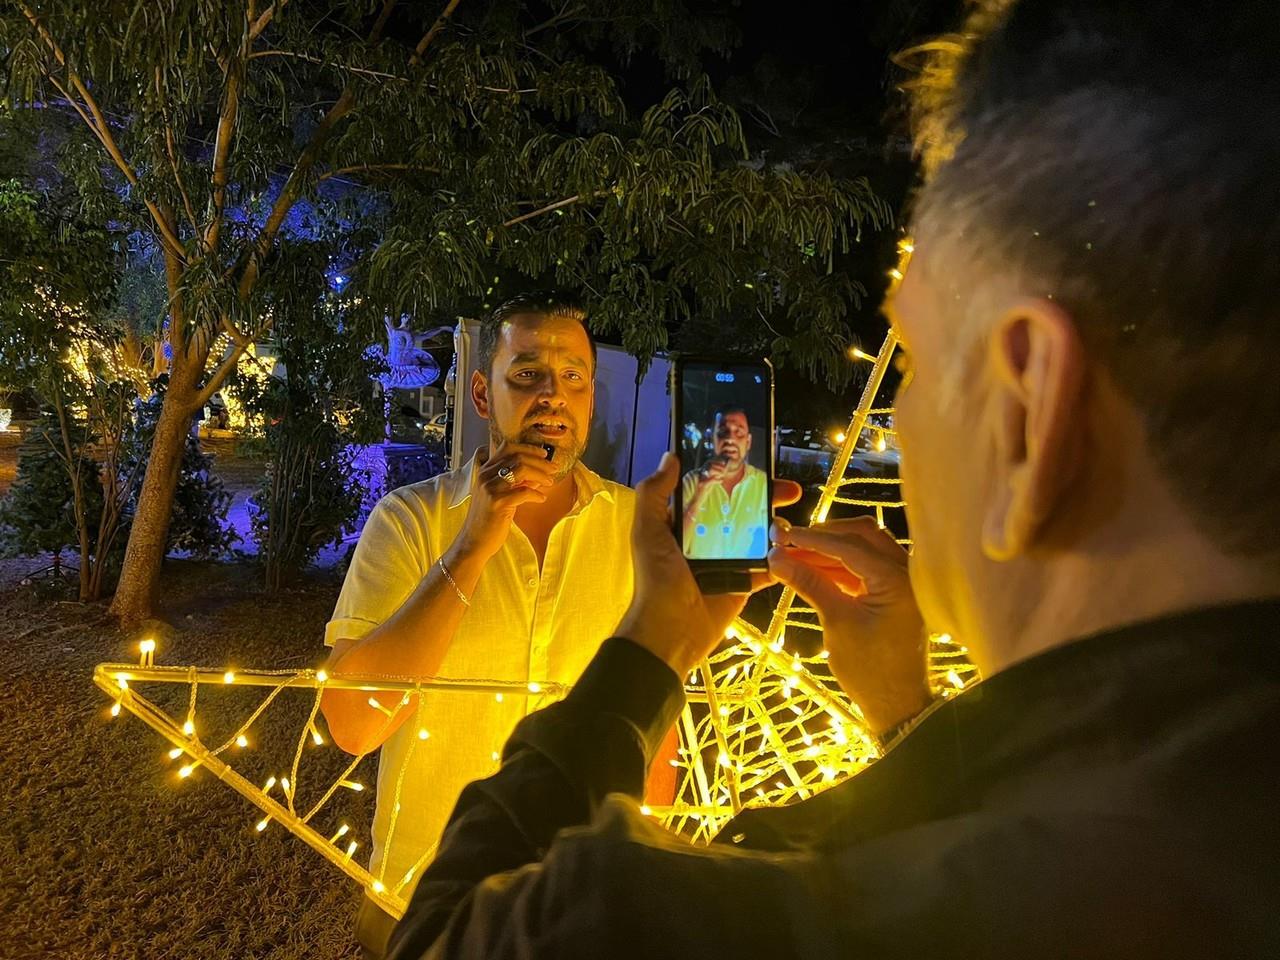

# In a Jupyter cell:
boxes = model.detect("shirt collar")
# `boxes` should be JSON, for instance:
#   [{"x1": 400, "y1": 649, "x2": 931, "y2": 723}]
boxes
[{"x1": 446, "y1": 450, "x2": 616, "y2": 511}]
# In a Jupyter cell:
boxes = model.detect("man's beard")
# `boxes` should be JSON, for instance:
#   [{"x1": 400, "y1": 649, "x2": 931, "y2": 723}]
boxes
[{"x1": 489, "y1": 422, "x2": 584, "y2": 481}]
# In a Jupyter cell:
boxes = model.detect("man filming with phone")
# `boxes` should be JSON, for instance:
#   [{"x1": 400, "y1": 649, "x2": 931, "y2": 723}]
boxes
[
  {"x1": 681, "y1": 406, "x2": 769, "y2": 559},
  {"x1": 387, "y1": 1, "x2": 1280, "y2": 956}
]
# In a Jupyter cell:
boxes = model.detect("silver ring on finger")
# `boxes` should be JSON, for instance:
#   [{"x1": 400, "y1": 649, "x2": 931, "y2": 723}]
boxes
[{"x1": 497, "y1": 465, "x2": 516, "y2": 485}]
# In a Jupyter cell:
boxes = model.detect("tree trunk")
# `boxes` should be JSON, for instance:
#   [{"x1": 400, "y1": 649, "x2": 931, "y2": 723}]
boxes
[{"x1": 107, "y1": 384, "x2": 193, "y2": 624}]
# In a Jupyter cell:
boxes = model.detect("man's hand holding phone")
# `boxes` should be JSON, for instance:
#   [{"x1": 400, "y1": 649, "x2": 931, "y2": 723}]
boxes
[
  {"x1": 768, "y1": 516, "x2": 932, "y2": 736},
  {"x1": 618, "y1": 453, "x2": 801, "y2": 677}
]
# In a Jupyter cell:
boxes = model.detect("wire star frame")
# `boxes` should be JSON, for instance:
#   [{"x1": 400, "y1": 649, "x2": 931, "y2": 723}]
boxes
[{"x1": 95, "y1": 252, "x2": 979, "y2": 919}]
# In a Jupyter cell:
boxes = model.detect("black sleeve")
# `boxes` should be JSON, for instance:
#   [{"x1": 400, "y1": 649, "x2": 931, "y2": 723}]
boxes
[{"x1": 386, "y1": 637, "x2": 685, "y2": 959}]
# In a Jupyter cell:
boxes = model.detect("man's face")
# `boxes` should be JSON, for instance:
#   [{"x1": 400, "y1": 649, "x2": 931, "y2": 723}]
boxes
[
  {"x1": 888, "y1": 237, "x2": 993, "y2": 652},
  {"x1": 478, "y1": 313, "x2": 595, "y2": 479},
  {"x1": 713, "y1": 411, "x2": 752, "y2": 468}
]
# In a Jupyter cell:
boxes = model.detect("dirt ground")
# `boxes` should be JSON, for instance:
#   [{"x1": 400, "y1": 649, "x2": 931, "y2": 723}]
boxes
[
  {"x1": 0, "y1": 559, "x2": 372, "y2": 959},
  {"x1": 0, "y1": 433, "x2": 376, "y2": 958}
]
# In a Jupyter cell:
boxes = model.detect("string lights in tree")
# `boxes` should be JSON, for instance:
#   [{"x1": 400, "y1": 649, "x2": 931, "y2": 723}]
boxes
[{"x1": 95, "y1": 239, "x2": 977, "y2": 919}]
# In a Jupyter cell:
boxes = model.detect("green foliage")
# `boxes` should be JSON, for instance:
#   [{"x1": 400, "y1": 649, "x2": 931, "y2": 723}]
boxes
[
  {"x1": 0, "y1": 408, "x2": 95, "y2": 558},
  {"x1": 1, "y1": 1, "x2": 892, "y2": 389},
  {"x1": 233, "y1": 241, "x2": 383, "y2": 588}
]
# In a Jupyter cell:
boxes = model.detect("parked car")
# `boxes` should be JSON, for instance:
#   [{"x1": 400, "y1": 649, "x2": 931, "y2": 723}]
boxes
[{"x1": 422, "y1": 412, "x2": 448, "y2": 442}]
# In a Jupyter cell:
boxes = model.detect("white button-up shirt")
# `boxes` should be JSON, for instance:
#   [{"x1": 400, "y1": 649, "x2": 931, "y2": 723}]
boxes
[{"x1": 325, "y1": 455, "x2": 636, "y2": 896}]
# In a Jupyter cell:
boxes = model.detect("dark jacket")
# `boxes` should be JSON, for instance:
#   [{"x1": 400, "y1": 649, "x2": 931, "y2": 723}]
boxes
[{"x1": 389, "y1": 600, "x2": 1280, "y2": 959}]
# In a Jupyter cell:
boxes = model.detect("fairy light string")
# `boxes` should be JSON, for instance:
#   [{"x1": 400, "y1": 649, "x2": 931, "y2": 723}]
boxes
[{"x1": 95, "y1": 242, "x2": 979, "y2": 920}]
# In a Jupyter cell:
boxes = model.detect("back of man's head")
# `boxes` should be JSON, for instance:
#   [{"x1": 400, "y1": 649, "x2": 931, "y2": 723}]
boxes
[{"x1": 906, "y1": 0, "x2": 1280, "y2": 563}]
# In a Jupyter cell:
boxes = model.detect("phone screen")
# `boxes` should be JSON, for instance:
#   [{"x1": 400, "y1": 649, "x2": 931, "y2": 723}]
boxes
[{"x1": 676, "y1": 359, "x2": 773, "y2": 562}]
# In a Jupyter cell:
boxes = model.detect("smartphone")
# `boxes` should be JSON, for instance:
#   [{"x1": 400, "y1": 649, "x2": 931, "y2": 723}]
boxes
[{"x1": 671, "y1": 356, "x2": 775, "y2": 593}]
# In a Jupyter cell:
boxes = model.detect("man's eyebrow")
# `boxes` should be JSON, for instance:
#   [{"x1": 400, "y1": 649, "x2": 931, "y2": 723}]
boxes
[{"x1": 510, "y1": 350, "x2": 589, "y2": 368}]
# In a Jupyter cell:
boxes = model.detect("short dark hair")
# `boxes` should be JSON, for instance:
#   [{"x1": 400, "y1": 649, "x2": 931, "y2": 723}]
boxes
[
  {"x1": 714, "y1": 404, "x2": 749, "y2": 425},
  {"x1": 476, "y1": 293, "x2": 597, "y2": 377},
  {"x1": 903, "y1": 0, "x2": 1280, "y2": 560}
]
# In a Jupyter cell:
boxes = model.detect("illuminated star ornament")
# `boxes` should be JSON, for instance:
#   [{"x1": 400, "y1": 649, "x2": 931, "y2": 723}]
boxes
[{"x1": 96, "y1": 239, "x2": 977, "y2": 920}]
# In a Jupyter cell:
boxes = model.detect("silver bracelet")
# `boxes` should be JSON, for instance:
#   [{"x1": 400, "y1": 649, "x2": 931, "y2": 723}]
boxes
[{"x1": 438, "y1": 556, "x2": 471, "y2": 607}]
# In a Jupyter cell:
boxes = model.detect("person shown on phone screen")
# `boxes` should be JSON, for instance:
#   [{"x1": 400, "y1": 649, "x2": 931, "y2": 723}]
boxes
[{"x1": 681, "y1": 405, "x2": 768, "y2": 559}]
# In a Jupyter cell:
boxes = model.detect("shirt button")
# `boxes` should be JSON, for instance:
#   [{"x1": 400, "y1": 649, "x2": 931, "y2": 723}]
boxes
[{"x1": 527, "y1": 578, "x2": 537, "y2": 588}]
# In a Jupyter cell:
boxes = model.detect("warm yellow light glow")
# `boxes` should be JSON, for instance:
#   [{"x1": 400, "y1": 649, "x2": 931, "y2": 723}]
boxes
[
  {"x1": 311, "y1": 728, "x2": 324, "y2": 746},
  {"x1": 235, "y1": 735, "x2": 249, "y2": 748},
  {"x1": 640, "y1": 805, "x2": 652, "y2": 816},
  {"x1": 139, "y1": 639, "x2": 156, "y2": 654},
  {"x1": 178, "y1": 765, "x2": 195, "y2": 779},
  {"x1": 92, "y1": 337, "x2": 980, "y2": 920},
  {"x1": 834, "y1": 431, "x2": 847, "y2": 444},
  {"x1": 223, "y1": 671, "x2": 236, "y2": 684},
  {"x1": 168, "y1": 747, "x2": 183, "y2": 759},
  {"x1": 875, "y1": 434, "x2": 887, "y2": 453},
  {"x1": 182, "y1": 720, "x2": 194, "y2": 736},
  {"x1": 417, "y1": 728, "x2": 430, "y2": 741},
  {"x1": 256, "y1": 818, "x2": 269, "y2": 832},
  {"x1": 109, "y1": 702, "x2": 122, "y2": 717}
]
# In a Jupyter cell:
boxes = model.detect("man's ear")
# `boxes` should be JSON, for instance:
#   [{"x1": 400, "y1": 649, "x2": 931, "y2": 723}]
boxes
[
  {"x1": 471, "y1": 369, "x2": 491, "y2": 420},
  {"x1": 981, "y1": 299, "x2": 1086, "y2": 561}
]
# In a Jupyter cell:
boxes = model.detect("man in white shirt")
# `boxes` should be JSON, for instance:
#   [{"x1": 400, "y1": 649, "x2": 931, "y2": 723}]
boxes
[
  {"x1": 681, "y1": 406, "x2": 769, "y2": 559},
  {"x1": 319, "y1": 294, "x2": 639, "y2": 958}
]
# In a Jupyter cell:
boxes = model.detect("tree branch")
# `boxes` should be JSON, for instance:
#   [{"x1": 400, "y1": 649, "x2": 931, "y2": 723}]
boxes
[
  {"x1": 191, "y1": 338, "x2": 253, "y2": 412},
  {"x1": 237, "y1": 0, "x2": 400, "y2": 298},
  {"x1": 156, "y1": 68, "x2": 200, "y2": 237},
  {"x1": 248, "y1": 0, "x2": 289, "y2": 40},
  {"x1": 316, "y1": 163, "x2": 436, "y2": 182},
  {"x1": 409, "y1": 0, "x2": 464, "y2": 68},
  {"x1": 502, "y1": 191, "x2": 608, "y2": 228},
  {"x1": 20, "y1": 3, "x2": 186, "y2": 261}
]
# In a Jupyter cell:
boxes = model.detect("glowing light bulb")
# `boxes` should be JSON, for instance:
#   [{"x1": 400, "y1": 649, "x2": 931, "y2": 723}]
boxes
[
  {"x1": 281, "y1": 778, "x2": 291, "y2": 794},
  {"x1": 264, "y1": 776, "x2": 276, "y2": 792},
  {"x1": 417, "y1": 728, "x2": 429, "y2": 740},
  {"x1": 109, "y1": 702, "x2": 122, "y2": 717},
  {"x1": 371, "y1": 881, "x2": 385, "y2": 894},
  {"x1": 847, "y1": 346, "x2": 874, "y2": 362},
  {"x1": 168, "y1": 747, "x2": 183, "y2": 760},
  {"x1": 340, "y1": 780, "x2": 363, "y2": 792},
  {"x1": 182, "y1": 720, "x2": 194, "y2": 736},
  {"x1": 724, "y1": 626, "x2": 738, "y2": 640},
  {"x1": 640, "y1": 805, "x2": 652, "y2": 816},
  {"x1": 491, "y1": 751, "x2": 500, "y2": 762},
  {"x1": 178, "y1": 764, "x2": 194, "y2": 778},
  {"x1": 315, "y1": 670, "x2": 328, "y2": 683},
  {"x1": 139, "y1": 639, "x2": 155, "y2": 654},
  {"x1": 834, "y1": 431, "x2": 847, "y2": 444},
  {"x1": 888, "y1": 268, "x2": 904, "y2": 281},
  {"x1": 311, "y1": 728, "x2": 324, "y2": 746},
  {"x1": 527, "y1": 682, "x2": 541, "y2": 694},
  {"x1": 717, "y1": 752, "x2": 731, "y2": 768},
  {"x1": 899, "y1": 240, "x2": 915, "y2": 253},
  {"x1": 223, "y1": 671, "x2": 235, "y2": 684},
  {"x1": 256, "y1": 818, "x2": 269, "y2": 832},
  {"x1": 236, "y1": 735, "x2": 249, "y2": 748},
  {"x1": 875, "y1": 434, "x2": 887, "y2": 453},
  {"x1": 494, "y1": 693, "x2": 503, "y2": 702},
  {"x1": 345, "y1": 840, "x2": 358, "y2": 859}
]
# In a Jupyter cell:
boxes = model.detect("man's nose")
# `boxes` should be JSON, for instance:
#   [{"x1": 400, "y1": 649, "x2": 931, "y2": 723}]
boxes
[{"x1": 536, "y1": 376, "x2": 566, "y2": 404}]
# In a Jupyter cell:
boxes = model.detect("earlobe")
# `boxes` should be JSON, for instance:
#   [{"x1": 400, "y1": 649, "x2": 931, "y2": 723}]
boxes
[
  {"x1": 471, "y1": 370, "x2": 490, "y2": 420},
  {"x1": 980, "y1": 300, "x2": 1086, "y2": 562}
]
